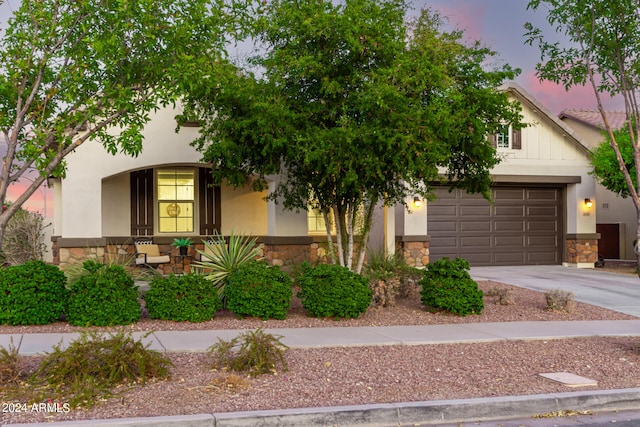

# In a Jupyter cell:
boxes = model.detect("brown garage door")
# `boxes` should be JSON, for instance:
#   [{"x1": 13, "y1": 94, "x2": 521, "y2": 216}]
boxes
[{"x1": 427, "y1": 186, "x2": 563, "y2": 266}]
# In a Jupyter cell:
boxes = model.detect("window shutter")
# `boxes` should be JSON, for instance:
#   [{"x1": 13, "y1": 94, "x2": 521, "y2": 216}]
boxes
[
  {"x1": 512, "y1": 128, "x2": 522, "y2": 150},
  {"x1": 130, "y1": 169, "x2": 154, "y2": 236},
  {"x1": 488, "y1": 134, "x2": 496, "y2": 148},
  {"x1": 199, "y1": 167, "x2": 221, "y2": 235}
]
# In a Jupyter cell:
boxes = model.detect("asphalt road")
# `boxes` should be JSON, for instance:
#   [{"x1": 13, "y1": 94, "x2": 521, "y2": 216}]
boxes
[{"x1": 433, "y1": 408, "x2": 640, "y2": 427}]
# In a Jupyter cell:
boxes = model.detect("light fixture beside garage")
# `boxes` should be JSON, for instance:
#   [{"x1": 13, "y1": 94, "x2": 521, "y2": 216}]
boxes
[
  {"x1": 584, "y1": 198, "x2": 593, "y2": 209},
  {"x1": 413, "y1": 196, "x2": 422, "y2": 208}
]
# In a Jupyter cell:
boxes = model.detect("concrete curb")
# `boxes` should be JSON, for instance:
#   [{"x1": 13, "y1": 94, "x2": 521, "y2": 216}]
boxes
[{"x1": 6, "y1": 388, "x2": 640, "y2": 427}]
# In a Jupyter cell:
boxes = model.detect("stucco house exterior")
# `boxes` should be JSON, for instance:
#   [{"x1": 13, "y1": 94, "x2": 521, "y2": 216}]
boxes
[
  {"x1": 559, "y1": 109, "x2": 635, "y2": 261},
  {"x1": 51, "y1": 82, "x2": 599, "y2": 270}
]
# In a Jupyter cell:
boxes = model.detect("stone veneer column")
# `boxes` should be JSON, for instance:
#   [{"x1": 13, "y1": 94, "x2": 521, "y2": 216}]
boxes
[
  {"x1": 564, "y1": 233, "x2": 600, "y2": 268},
  {"x1": 398, "y1": 237, "x2": 430, "y2": 268}
]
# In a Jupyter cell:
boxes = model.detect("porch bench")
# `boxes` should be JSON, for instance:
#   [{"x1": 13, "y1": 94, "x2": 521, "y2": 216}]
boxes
[{"x1": 134, "y1": 240, "x2": 171, "y2": 266}]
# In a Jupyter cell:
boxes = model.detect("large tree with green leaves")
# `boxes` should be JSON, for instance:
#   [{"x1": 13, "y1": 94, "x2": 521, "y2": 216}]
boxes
[
  {"x1": 525, "y1": 0, "x2": 640, "y2": 271},
  {"x1": 182, "y1": 0, "x2": 521, "y2": 273},
  {"x1": 0, "y1": 0, "x2": 241, "y2": 253}
]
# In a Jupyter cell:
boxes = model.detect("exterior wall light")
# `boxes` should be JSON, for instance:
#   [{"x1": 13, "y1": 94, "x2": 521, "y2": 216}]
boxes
[
  {"x1": 413, "y1": 196, "x2": 422, "y2": 208},
  {"x1": 584, "y1": 198, "x2": 593, "y2": 208}
]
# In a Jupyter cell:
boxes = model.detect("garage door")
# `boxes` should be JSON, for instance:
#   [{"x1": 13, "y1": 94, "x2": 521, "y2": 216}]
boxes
[{"x1": 427, "y1": 186, "x2": 563, "y2": 266}]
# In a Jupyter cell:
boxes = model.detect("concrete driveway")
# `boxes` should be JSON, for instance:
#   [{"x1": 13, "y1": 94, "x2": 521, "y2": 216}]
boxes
[{"x1": 469, "y1": 265, "x2": 640, "y2": 317}]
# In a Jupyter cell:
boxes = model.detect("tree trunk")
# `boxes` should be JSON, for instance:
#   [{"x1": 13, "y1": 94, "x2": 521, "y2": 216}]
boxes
[
  {"x1": 323, "y1": 209, "x2": 337, "y2": 265},
  {"x1": 636, "y1": 210, "x2": 640, "y2": 278},
  {"x1": 355, "y1": 198, "x2": 376, "y2": 274}
]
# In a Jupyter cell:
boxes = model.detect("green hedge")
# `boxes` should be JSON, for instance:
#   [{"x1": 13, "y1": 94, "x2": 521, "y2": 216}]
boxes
[
  {"x1": 420, "y1": 257, "x2": 484, "y2": 316},
  {"x1": 66, "y1": 261, "x2": 141, "y2": 326},
  {"x1": 0, "y1": 260, "x2": 68, "y2": 325},
  {"x1": 225, "y1": 261, "x2": 292, "y2": 320},
  {"x1": 145, "y1": 273, "x2": 222, "y2": 322},
  {"x1": 296, "y1": 263, "x2": 371, "y2": 319}
]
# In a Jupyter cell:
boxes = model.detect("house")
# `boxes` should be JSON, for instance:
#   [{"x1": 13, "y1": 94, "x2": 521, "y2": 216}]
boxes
[
  {"x1": 395, "y1": 83, "x2": 598, "y2": 268},
  {"x1": 559, "y1": 109, "x2": 635, "y2": 261},
  {"x1": 51, "y1": 82, "x2": 599, "y2": 271}
]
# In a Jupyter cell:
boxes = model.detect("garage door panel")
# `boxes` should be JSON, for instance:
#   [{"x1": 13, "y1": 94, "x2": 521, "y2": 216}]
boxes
[
  {"x1": 427, "y1": 186, "x2": 562, "y2": 266},
  {"x1": 460, "y1": 205, "x2": 491, "y2": 216},
  {"x1": 429, "y1": 221, "x2": 457, "y2": 232},
  {"x1": 494, "y1": 235, "x2": 525, "y2": 246},
  {"x1": 527, "y1": 252, "x2": 560, "y2": 263},
  {"x1": 494, "y1": 188, "x2": 525, "y2": 200},
  {"x1": 528, "y1": 206, "x2": 557, "y2": 216},
  {"x1": 430, "y1": 236, "x2": 458, "y2": 248},
  {"x1": 429, "y1": 205, "x2": 457, "y2": 216},
  {"x1": 494, "y1": 221, "x2": 525, "y2": 232},
  {"x1": 494, "y1": 252, "x2": 526, "y2": 264},
  {"x1": 460, "y1": 221, "x2": 491, "y2": 232},
  {"x1": 528, "y1": 235, "x2": 558, "y2": 246},
  {"x1": 527, "y1": 189, "x2": 559, "y2": 200},
  {"x1": 463, "y1": 252, "x2": 492, "y2": 264},
  {"x1": 528, "y1": 221, "x2": 558, "y2": 232},
  {"x1": 494, "y1": 206, "x2": 524, "y2": 216},
  {"x1": 460, "y1": 236, "x2": 491, "y2": 247}
]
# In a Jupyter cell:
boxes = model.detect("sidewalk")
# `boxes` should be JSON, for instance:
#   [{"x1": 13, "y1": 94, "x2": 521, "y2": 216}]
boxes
[{"x1": 3, "y1": 319, "x2": 640, "y2": 355}]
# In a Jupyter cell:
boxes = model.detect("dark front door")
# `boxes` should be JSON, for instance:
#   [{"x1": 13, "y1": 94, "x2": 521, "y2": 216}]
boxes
[{"x1": 596, "y1": 223, "x2": 620, "y2": 259}]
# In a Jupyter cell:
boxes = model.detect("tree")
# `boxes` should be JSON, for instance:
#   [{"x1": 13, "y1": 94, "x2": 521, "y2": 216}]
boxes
[
  {"x1": 591, "y1": 129, "x2": 636, "y2": 198},
  {"x1": 0, "y1": 0, "x2": 242, "y2": 253},
  {"x1": 525, "y1": 0, "x2": 640, "y2": 272},
  {"x1": 182, "y1": 0, "x2": 521, "y2": 273},
  {"x1": 2, "y1": 204, "x2": 48, "y2": 266}
]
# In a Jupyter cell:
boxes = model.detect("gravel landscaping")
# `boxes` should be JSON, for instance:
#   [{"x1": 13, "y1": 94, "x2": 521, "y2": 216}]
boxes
[{"x1": 2, "y1": 279, "x2": 640, "y2": 424}]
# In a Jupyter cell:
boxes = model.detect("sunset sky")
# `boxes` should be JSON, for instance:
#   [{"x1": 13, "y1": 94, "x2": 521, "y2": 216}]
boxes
[{"x1": 0, "y1": 0, "x2": 623, "y2": 217}]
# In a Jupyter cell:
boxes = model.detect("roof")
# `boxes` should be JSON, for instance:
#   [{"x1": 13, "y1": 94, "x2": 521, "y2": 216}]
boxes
[
  {"x1": 500, "y1": 82, "x2": 591, "y2": 154},
  {"x1": 559, "y1": 109, "x2": 628, "y2": 131}
]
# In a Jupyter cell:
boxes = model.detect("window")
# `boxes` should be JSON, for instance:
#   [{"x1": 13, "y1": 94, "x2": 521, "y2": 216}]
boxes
[
  {"x1": 157, "y1": 169, "x2": 195, "y2": 233},
  {"x1": 308, "y1": 207, "x2": 332, "y2": 234},
  {"x1": 489, "y1": 125, "x2": 522, "y2": 150},
  {"x1": 496, "y1": 125, "x2": 511, "y2": 149},
  {"x1": 131, "y1": 167, "x2": 220, "y2": 236}
]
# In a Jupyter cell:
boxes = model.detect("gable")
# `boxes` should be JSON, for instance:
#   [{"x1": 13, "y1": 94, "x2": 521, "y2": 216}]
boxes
[{"x1": 496, "y1": 83, "x2": 591, "y2": 163}]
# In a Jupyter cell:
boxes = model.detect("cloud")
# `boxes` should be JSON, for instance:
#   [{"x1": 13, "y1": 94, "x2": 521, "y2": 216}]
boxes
[
  {"x1": 518, "y1": 70, "x2": 626, "y2": 115},
  {"x1": 423, "y1": 0, "x2": 487, "y2": 42}
]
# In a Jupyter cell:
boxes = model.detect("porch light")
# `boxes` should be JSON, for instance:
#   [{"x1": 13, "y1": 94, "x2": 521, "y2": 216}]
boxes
[
  {"x1": 413, "y1": 196, "x2": 422, "y2": 208},
  {"x1": 584, "y1": 198, "x2": 593, "y2": 209}
]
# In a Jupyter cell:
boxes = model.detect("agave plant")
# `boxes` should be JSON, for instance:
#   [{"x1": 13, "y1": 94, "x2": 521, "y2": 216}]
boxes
[{"x1": 194, "y1": 231, "x2": 264, "y2": 298}]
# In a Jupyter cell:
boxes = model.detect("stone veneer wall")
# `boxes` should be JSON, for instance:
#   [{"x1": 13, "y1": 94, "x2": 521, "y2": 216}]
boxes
[
  {"x1": 54, "y1": 239, "x2": 330, "y2": 273},
  {"x1": 565, "y1": 238, "x2": 599, "y2": 264},
  {"x1": 398, "y1": 239, "x2": 430, "y2": 268}
]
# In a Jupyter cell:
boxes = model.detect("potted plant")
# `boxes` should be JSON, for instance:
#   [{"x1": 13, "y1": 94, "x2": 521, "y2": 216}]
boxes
[{"x1": 172, "y1": 237, "x2": 193, "y2": 256}]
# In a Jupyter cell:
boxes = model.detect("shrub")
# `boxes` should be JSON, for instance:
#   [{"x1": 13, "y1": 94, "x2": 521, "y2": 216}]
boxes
[
  {"x1": 145, "y1": 273, "x2": 222, "y2": 322},
  {"x1": 208, "y1": 328, "x2": 288, "y2": 376},
  {"x1": 66, "y1": 260, "x2": 141, "y2": 326},
  {"x1": 545, "y1": 288, "x2": 575, "y2": 313},
  {"x1": 194, "y1": 230, "x2": 264, "y2": 300},
  {"x1": 486, "y1": 287, "x2": 515, "y2": 305},
  {"x1": 296, "y1": 263, "x2": 372, "y2": 318},
  {"x1": 225, "y1": 261, "x2": 292, "y2": 320},
  {"x1": 420, "y1": 257, "x2": 484, "y2": 316},
  {"x1": 364, "y1": 251, "x2": 422, "y2": 307},
  {"x1": 2, "y1": 208, "x2": 48, "y2": 265},
  {"x1": 0, "y1": 260, "x2": 68, "y2": 325},
  {"x1": 0, "y1": 338, "x2": 21, "y2": 387},
  {"x1": 34, "y1": 330, "x2": 172, "y2": 408}
]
